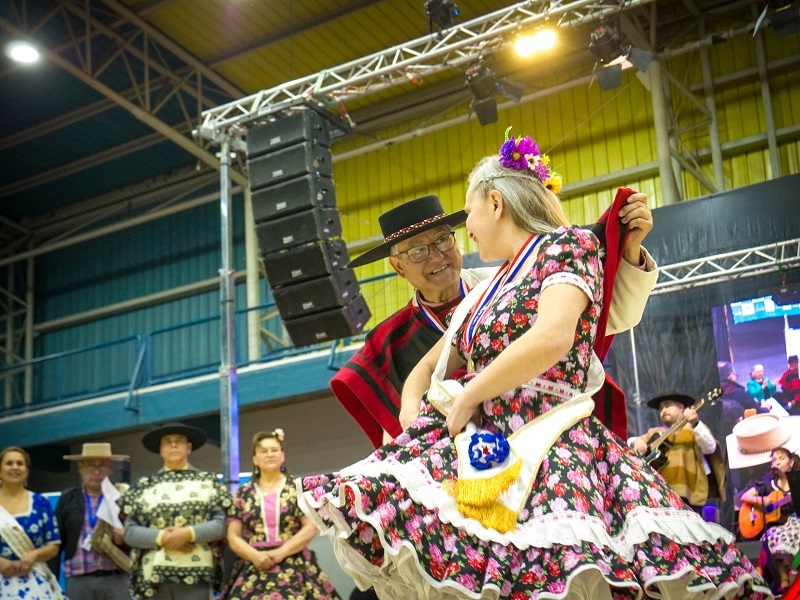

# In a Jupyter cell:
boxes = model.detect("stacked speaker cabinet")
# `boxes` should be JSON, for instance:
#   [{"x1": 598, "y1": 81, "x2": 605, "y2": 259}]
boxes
[{"x1": 247, "y1": 110, "x2": 371, "y2": 347}]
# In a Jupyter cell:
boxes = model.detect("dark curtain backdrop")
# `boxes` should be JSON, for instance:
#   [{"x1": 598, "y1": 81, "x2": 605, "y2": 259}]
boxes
[{"x1": 606, "y1": 173, "x2": 800, "y2": 530}]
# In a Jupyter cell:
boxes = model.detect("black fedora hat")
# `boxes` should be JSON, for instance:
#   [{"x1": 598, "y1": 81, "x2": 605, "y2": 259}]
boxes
[
  {"x1": 347, "y1": 195, "x2": 466, "y2": 268},
  {"x1": 142, "y1": 422, "x2": 207, "y2": 454},
  {"x1": 646, "y1": 392, "x2": 696, "y2": 410}
]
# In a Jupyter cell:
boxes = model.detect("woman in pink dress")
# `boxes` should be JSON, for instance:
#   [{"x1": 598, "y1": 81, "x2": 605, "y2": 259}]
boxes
[{"x1": 221, "y1": 430, "x2": 340, "y2": 600}]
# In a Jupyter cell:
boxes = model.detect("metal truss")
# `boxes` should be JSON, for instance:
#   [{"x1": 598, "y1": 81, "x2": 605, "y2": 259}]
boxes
[
  {"x1": 198, "y1": 0, "x2": 656, "y2": 141},
  {"x1": 652, "y1": 239, "x2": 800, "y2": 295}
]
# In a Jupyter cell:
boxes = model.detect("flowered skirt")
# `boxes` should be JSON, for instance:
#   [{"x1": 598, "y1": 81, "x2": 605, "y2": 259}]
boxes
[
  {"x1": 220, "y1": 548, "x2": 340, "y2": 600},
  {"x1": 765, "y1": 514, "x2": 800, "y2": 558},
  {"x1": 298, "y1": 400, "x2": 773, "y2": 600}
]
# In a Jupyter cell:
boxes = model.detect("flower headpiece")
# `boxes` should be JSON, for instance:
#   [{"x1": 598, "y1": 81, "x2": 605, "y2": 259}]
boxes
[
  {"x1": 498, "y1": 126, "x2": 562, "y2": 193},
  {"x1": 273, "y1": 428, "x2": 285, "y2": 442}
]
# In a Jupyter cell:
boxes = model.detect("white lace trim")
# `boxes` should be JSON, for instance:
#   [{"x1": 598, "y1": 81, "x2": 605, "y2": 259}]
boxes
[
  {"x1": 299, "y1": 487, "x2": 771, "y2": 600},
  {"x1": 302, "y1": 454, "x2": 734, "y2": 561}
]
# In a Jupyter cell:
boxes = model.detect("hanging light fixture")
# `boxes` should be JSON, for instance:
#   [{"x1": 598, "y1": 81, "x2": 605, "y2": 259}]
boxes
[{"x1": 424, "y1": 0, "x2": 460, "y2": 36}]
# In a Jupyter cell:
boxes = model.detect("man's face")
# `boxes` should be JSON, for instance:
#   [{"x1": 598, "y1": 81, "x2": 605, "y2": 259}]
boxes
[
  {"x1": 790, "y1": 359, "x2": 798, "y2": 371},
  {"x1": 159, "y1": 434, "x2": 192, "y2": 465},
  {"x1": 752, "y1": 366, "x2": 764, "y2": 379},
  {"x1": 79, "y1": 459, "x2": 113, "y2": 491},
  {"x1": 389, "y1": 225, "x2": 462, "y2": 303},
  {"x1": 658, "y1": 400, "x2": 685, "y2": 425}
]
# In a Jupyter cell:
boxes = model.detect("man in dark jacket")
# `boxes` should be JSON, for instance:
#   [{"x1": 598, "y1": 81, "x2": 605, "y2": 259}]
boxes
[{"x1": 51, "y1": 442, "x2": 130, "y2": 599}]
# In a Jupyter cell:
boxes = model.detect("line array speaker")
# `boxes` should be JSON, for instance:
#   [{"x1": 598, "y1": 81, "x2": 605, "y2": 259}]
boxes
[{"x1": 246, "y1": 110, "x2": 371, "y2": 347}]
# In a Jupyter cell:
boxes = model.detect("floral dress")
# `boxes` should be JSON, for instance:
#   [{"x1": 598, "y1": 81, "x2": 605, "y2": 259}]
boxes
[
  {"x1": 0, "y1": 492, "x2": 62, "y2": 599},
  {"x1": 219, "y1": 479, "x2": 340, "y2": 600},
  {"x1": 298, "y1": 227, "x2": 772, "y2": 600}
]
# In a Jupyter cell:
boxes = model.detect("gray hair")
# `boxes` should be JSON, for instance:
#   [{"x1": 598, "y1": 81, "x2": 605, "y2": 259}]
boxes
[{"x1": 466, "y1": 156, "x2": 570, "y2": 233}]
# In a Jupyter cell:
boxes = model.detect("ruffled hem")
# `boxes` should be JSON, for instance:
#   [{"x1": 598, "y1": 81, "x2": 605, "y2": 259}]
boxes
[
  {"x1": 325, "y1": 532, "x2": 772, "y2": 600},
  {"x1": 333, "y1": 454, "x2": 733, "y2": 560},
  {"x1": 297, "y1": 478, "x2": 772, "y2": 600}
]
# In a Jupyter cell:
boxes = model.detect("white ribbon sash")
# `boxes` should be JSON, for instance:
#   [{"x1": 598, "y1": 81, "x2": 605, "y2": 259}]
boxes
[{"x1": 426, "y1": 270, "x2": 606, "y2": 531}]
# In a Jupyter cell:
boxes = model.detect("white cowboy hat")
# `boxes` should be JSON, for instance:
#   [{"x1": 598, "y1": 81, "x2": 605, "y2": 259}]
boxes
[
  {"x1": 63, "y1": 442, "x2": 129, "y2": 461},
  {"x1": 726, "y1": 414, "x2": 800, "y2": 470}
]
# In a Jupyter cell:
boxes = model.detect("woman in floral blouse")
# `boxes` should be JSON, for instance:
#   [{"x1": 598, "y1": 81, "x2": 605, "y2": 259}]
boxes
[
  {"x1": 298, "y1": 130, "x2": 773, "y2": 599},
  {"x1": 220, "y1": 430, "x2": 339, "y2": 600}
]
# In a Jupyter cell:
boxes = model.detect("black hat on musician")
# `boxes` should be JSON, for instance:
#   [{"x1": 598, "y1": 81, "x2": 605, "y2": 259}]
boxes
[
  {"x1": 142, "y1": 422, "x2": 207, "y2": 454},
  {"x1": 646, "y1": 392, "x2": 695, "y2": 410},
  {"x1": 347, "y1": 195, "x2": 466, "y2": 268}
]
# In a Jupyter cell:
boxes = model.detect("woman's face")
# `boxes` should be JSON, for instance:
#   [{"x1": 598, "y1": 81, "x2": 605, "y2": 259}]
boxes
[
  {"x1": 464, "y1": 189, "x2": 499, "y2": 262},
  {"x1": 752, "y1": 366, "x2": 764, "y2": 380},
  {"x1": 0, "y1": 451, "x2": 29, "y2": 486},
  {"x1": 771, "y1": 450, "x2": 793, "y2": 473},
  {"x1": 254, "y1": 437, "x2": 284, "y2": 474}
]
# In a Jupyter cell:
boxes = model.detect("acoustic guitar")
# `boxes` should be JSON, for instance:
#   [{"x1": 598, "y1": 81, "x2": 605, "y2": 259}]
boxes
[
  {"x1": 643, "y1": 388, "x2": 722, "y2": 471},
  {"x1": 739, "y1": 490, "x2": 793, "y2": 539}
]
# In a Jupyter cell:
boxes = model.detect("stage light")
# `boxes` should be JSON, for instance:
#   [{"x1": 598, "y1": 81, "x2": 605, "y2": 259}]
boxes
[
  {"x1": 514, "y1": 29, "x2": 557, "y2": 57},
  {"x1": 465, "y1": 63, "x2": 497, "y2": 100},
  {"x1": 589, "y1": 25, "x2": 622, "y2": 65},
  {"x1": 424, "y1": 0, "x2": 459, "y2": 35},
  {"x1": 5, "y1": 41, "x2": 39, "y2": 64}
]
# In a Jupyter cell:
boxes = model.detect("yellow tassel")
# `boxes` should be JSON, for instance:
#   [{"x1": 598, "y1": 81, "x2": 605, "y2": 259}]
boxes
[
  {"x1": 450, "y1": 460, "x2": 522, "y2": 533},
  {"x1": 458, "y1": 500, "x2": 520, "y2": 533}
]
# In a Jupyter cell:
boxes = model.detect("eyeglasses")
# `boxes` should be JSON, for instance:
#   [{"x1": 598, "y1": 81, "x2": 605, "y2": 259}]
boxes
[{"x1": 393, "y1": 231, "x2": 456, "y2": 263}]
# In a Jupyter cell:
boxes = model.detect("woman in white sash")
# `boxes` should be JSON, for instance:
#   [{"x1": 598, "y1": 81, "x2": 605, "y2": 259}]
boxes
[
  {"x1": 0, "y1": 446, "x2": 63, "y2": 599},
  {"x1": 297, "y1": 130, "x2": 772, "y2": 599}
]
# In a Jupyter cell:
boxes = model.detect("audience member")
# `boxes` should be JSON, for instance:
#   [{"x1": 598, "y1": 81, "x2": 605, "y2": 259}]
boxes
[
  {"x1": 778, "y1": 355, "x2": 800, "y2": 409},
  {"x1": 51, "y1": 442, "x2": 130, "y2": 599},
  {"x1": 747, "y1": 363, "x2": 777, "y2": 402},
  {"x1": 220, "y1": 429, "x2": 339, "y2": 600},
  {"x1": 0, "y1": 446, "x2": 62, "y2": 599},
  {"x1": 719, "y1": 360, "x2": 765, "y2": 435},
  {"x1": 119, "y1": 422, "x2": 232, "y2": 600},
  {"x1": 629, "y1": 392, "x2": 726, "y2": 513}
]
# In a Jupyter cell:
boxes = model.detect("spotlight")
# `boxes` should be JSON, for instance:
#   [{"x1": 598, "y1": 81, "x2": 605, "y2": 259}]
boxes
[
  {"x1": 589, "y1": 25, "x2": 622, "y2": 65},
  {"x1": 5, "y1": 41, "x2": 39, "y2": 64},
  {"x1": 514, "y1": 29, "x2": 557, "y2": 57},
  {"x1": 465, "y1": 63, "x2": 497, "y2": 100},
  {"x1": 424, "y1": 0, "x2": 459, "y2": 35}
]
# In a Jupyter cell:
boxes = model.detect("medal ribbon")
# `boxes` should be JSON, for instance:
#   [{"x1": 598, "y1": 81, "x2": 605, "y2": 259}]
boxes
[
  {"x1": 416, "y1": 277, "x2": 471, "y2": 334},
  {"x1": 85, "y1": 491, "x2": 103, "y2": 529},
  {"x1": 462, "y1": 234, "x2": 543, "y2": 358}
]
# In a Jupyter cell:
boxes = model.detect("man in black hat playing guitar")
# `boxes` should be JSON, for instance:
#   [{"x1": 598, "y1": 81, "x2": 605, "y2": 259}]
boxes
[{"x1": 629, "y1": 392, "x2": 727, "y2": 514}]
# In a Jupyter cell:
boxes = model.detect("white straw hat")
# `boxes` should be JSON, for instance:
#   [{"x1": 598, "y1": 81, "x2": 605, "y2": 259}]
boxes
[{"x1": 726, "y1": 414, "x2": 800, "y2": 470}]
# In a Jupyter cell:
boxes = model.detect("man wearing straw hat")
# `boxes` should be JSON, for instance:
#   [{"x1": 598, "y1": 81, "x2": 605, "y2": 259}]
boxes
[
  {"x1": 51, "y1": 442, "x2": 130, "y2": 599},
  {"x1": 332, "y1": 193, "x2": 658, "y2": 447}
]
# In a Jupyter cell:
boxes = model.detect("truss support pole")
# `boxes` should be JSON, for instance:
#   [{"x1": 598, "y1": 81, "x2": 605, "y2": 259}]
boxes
[
  {"x1": 244, "y1": 186, "x2": 261, "y2": 362},
  {"x1": 753, "y1": 26, "x2": 781, "y2": 179},
  {"x1": 24, "y1": 256, "x2": 34, "y2": 405},
  {"x1": 699, "y1": 27, "x2": 725, "y2": 192},
  {"x1": 219, "y1": 139, "x2": 240, "y2": 490},
  {"x1": 648, "y1": 60, "x2": 682, "y2": 205}
]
